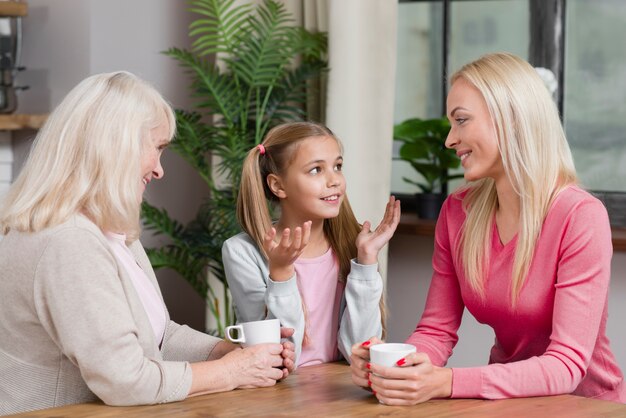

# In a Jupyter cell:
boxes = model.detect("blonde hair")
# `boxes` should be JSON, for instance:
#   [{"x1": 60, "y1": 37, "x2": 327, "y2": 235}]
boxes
[
  {"x1": 0, "y1": 71, "x2": 175, "y2": 241},
  {"x1": 238, "y1": 121, "x2": 386, "y2": 337},
  {"x1": 453, "y1": 53, "x2": 577, "y2": 305}
]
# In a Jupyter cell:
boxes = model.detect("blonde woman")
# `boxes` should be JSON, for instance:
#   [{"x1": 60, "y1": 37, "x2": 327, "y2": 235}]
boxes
[
  {"x1": 223, "y1": 122, "x2": 400, "y2": 367},
  {"x1": 351, "y1": 52, "x2": 625, "y2": 404},
  {"x1": 0, "y1": 72, "x2": 295, "y2": 415}
]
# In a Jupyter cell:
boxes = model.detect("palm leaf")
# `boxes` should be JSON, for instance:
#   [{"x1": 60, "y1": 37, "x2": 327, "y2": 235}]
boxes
[{"x1": 189, "y1": 0, "x2": 253, "y2": 56}]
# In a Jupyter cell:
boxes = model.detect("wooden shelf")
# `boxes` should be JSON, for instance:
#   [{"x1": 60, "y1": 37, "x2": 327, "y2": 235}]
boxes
[
  {"x1": 0, "y1": 1, "x2": 27, "y2": 17},
  {"x1": 398, "y1": 212, "x2": 626, "y2": 252},
  {"x1": 0, "y1": 113, "x2": 47, "y2": 130},
  {"x1": 397, "y1": 213, "x2": 436, "y2": 236}
]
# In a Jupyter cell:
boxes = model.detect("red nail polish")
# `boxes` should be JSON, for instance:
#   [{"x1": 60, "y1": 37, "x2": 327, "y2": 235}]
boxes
[
  {"x1": 372, "y1": 390, "x2": 377, "y2": 395},
  {"x1": 368, "y1": 380, "x2": 372, "y2": 386},
  {"x1": 366, "y1": 363, "x2": 371, "y2": 369},
  {"x1": 361, "y1": 340, "x2": 371, "y2": 347},
  {"x1": 396, "y1": 358, "x2": 406, "y2": 366}
]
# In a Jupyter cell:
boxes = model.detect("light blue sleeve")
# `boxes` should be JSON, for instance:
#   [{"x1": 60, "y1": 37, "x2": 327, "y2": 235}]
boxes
[
  {"x1": 222, "y1": 234, "x2": 305, "y2": 364},
  {"x1": 337, "y1": 259, "x2": 384, "y2": 362}
]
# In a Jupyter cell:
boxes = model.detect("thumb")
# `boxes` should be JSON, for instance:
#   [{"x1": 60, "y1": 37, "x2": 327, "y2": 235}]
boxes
[{"x1": 360, "y1": 221, "x2": 371, "y2": 235}]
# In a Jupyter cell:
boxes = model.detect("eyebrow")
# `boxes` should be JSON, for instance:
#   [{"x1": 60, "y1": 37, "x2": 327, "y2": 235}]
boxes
[
  {"x1": 450, "y1": 106, "x2": 468, "y2": 117},
  {"x1": 304, "y1": 156, "x2": 343, "y2": 166}
]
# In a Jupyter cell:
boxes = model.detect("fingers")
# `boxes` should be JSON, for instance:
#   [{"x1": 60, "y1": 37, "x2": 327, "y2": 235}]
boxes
[
  {"x1": 350, "y1": 360, "x2": 370, "y2": 388},
  {"x1": 277, "y1": 222, "x2": 311, "y2": 254},
  {"x1": 280, "y1": 327, "x2": 295, "y2": 338},
  {"x1": 281, "y1": 341, "x2": 296, "y2": 370},
  {"x1": 379, "y1": 196, "x2": 401, "y2": 231},
  {"x1": 301, "y1": 220, "x2": 312, "y2": 247},
  {"x1": 370, "y1": 352, "x2": 430, "y2": 380},
  {"x1": 279, "y1": 227, "x2": 292, "y2": 249},
  {"x1": 283, "y1": 357, "x2": 295, "y2": 374},
  {"x1": 263, "y1": 227, "x2": 277, "y2": 252}
]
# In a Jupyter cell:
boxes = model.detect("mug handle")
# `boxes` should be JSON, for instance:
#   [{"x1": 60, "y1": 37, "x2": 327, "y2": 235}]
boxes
[{"x1": 225, "y1": 324, "x2": 245, "y2": 343}]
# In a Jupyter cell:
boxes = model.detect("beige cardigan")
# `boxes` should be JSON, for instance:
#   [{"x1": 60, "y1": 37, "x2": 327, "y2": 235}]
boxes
[{"x1": 0, "y1": 215, "x2": 221, "y2": 414}]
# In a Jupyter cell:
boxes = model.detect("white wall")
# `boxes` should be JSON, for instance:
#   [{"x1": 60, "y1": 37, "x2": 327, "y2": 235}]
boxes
[
  {"x1": 387, "y1": 233, "x2": 626, "y2": 371},
  {"x1": 13, "y1": 0, "x2": 209, "y2": 330}
]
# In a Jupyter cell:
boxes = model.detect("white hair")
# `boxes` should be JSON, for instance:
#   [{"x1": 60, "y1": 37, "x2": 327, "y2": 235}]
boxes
[{"x1": 0, "y1": 71, "x2": 175, "y2": 240}]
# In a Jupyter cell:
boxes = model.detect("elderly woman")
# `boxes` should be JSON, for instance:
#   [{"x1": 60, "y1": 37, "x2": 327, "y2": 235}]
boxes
[{"x1": 0, "y1": 72, "x2": 295, "y2": 415}]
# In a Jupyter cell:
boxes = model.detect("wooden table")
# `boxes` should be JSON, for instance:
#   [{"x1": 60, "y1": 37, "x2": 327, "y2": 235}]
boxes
[{"x1": 9, "y1": 363, "x2": 626, "y2": 417}]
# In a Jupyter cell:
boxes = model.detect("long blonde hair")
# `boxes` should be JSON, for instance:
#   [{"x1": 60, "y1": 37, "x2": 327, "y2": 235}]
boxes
[
  {"x1": 453, "y1": 53, "x2": 577, "y2": 304},
  {"x1": 0, "y1": 71, "x2": 175, "y2": 241},
  {"x1": 237, "y1": 121, "x2": 386, "y2": 336}
]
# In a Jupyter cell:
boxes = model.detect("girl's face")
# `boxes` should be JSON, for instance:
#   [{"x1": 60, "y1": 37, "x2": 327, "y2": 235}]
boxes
[
  {"x1": 445, "y1": 77, "x2": 504, "y2": 183},
  {"x1": 269, "y1": 136, "x2": 346, "y2": 223},
  {"x1": 139, "y1": 121, "x2": 170, "y2": 202}
]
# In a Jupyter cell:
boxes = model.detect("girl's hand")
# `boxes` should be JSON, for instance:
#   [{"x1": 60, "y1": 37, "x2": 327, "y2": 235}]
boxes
[
  {"x1": 263, "y1": 221, "x2": 312, "y2": 281},
  {"x1": 356, "y1": 196, "x2": 401, "y2": 265},
  {"x1": 368, "y1": 352, "x2": 452, "y2": 406},
  {"x1": 350, "y1": 337, "x2": 384, "y2": 388},
  {"x1": 279, "y1": 327, "x2": 296, "y2": 378}
]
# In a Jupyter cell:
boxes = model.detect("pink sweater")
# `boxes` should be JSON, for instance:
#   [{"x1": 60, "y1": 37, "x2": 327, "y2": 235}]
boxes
[{"x1": 406, "y1": 186, "x2": 625, "y2": 401}]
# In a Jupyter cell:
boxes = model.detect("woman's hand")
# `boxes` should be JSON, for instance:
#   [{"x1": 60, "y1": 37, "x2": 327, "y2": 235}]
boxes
[
  {"x1": 350, "y1": 337, "x2": 384, "y2": 388},
  {"x1": 188, "y1": 342, "x2": 284, "y2": 396},
  {"x1": 356, "y1": 196, "x2": 401, "y2": 265},
  {"x1": 368, "y1": 352, "x2": 452, "y2": 406},
  {"x1": 263, "y1": 221, "x2": 312, "y2": 281},
  {"x1": 280, "y1": 327, "x2": 296, "y2": 378},
  {"x1": 207, "y1": 340, "x2": 240, "y2": 360},
  {"x1": 222, "y1": 343, "x2": 285, "y2": 389}
]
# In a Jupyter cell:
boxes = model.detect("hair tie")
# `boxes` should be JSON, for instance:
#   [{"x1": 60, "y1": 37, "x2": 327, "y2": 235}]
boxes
[{"x1": 257, "y1": 144, "x2": 266, "y2": 155}]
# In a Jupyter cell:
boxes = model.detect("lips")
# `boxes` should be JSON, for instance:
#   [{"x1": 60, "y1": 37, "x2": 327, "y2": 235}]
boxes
[
  {"x1": 457, "y1": 150, "x2": 472, "y2": 160},
  {"x1": 321, "y1": 194, "x2": 340, "y2": 201}
]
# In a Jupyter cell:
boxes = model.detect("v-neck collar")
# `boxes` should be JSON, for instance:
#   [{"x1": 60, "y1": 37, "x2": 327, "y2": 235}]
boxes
[{"x1": 492, "y1": 216, "x2": 518, "y2": 251}]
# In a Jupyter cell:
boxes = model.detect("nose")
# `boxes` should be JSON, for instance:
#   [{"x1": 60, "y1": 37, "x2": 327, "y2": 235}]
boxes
[
  {"x1": 445, "y1": 127, "x2": 458, "y2": 149},
  {"x1": 327, "y1": 169, "x2": 341, "y2": 188},
  {"x1": 153, "y1": 157, "x2": 164, "y2": 179}
]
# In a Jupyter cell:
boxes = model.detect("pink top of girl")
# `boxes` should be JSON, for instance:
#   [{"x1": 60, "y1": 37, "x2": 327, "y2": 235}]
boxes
[{"x1": 295, "y1": 248, "x2": 344, "y2": 367}]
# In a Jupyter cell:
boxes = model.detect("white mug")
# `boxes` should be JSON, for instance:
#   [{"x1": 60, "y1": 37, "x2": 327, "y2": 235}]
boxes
[
  {"x1": 369, "y1": 343, "x2": 416, "y2": 367},
  {"x1": 225, "y1": 318, "x2": 281, "y2": 347}
]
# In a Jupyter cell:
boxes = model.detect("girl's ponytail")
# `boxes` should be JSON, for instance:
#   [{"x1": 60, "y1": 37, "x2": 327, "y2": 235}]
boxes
[{"x1": 237, "y1": 145, "x2": 273, "y2": 257}]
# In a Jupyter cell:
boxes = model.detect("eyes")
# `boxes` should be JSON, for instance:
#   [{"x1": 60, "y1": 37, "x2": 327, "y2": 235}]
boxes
[
  {"x1": 308, "y1": 163, "x2": 343, "y2": 175},
  {"x1": 454, "y1": 117, "x2": 467, "y2": 125}
]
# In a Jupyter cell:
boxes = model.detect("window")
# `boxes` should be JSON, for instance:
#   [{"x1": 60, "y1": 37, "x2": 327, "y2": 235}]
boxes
[{"x1": 394, "y1": 0, "x2": 626, "y2": 226}]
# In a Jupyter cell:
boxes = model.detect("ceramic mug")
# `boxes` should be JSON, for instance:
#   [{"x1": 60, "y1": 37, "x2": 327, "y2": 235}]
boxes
[
  {"x1": 369, "y1": 343, "x2": 416, "y2": 367},
  {"x1": 225, "y1": 318, "x2": 281, "y2": 347}
]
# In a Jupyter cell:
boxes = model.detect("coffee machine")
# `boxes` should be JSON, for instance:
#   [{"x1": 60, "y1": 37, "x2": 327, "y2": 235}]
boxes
[{"x1": 0, "y1": 14, "x2": 27, "y2": 114}]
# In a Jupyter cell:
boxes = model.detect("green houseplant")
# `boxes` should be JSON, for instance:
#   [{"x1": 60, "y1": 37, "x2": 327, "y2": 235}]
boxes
[
  {"x1": 393, "y1": 117, "x2": 463, "y2": 219},
  {"x1": 141, "y1": 0, "x2": 328, "y2": 336}
]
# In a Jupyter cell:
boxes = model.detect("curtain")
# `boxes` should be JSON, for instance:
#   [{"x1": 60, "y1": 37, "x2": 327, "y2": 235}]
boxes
[
  {"x1": 325, "y1": 0, "x2": 398, "y2": 280},
  {"x1": 285, "y1": 0, "x2": 329, "y2": 122}
]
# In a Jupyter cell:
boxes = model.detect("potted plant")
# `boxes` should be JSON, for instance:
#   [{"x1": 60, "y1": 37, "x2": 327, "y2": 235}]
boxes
[
  {"x1": 393, "y1": 116, "x2": 463, "y2": 219},
  {"x1": 140, "y1": 0, "x2": 328, "y2": 336}
]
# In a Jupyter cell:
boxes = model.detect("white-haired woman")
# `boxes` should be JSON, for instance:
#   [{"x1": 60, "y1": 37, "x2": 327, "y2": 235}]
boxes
[
  {"x1": 351, "y1": 52, "x2": 625, "y2": 404},
  {"x1": 0, "y1": 72, "x2": 295, "y2": 415}
]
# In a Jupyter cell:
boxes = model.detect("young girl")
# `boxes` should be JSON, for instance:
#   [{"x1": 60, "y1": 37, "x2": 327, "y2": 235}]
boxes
[{"x1": 222, "y1": 121, "x2": 401, "y2": 367}]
